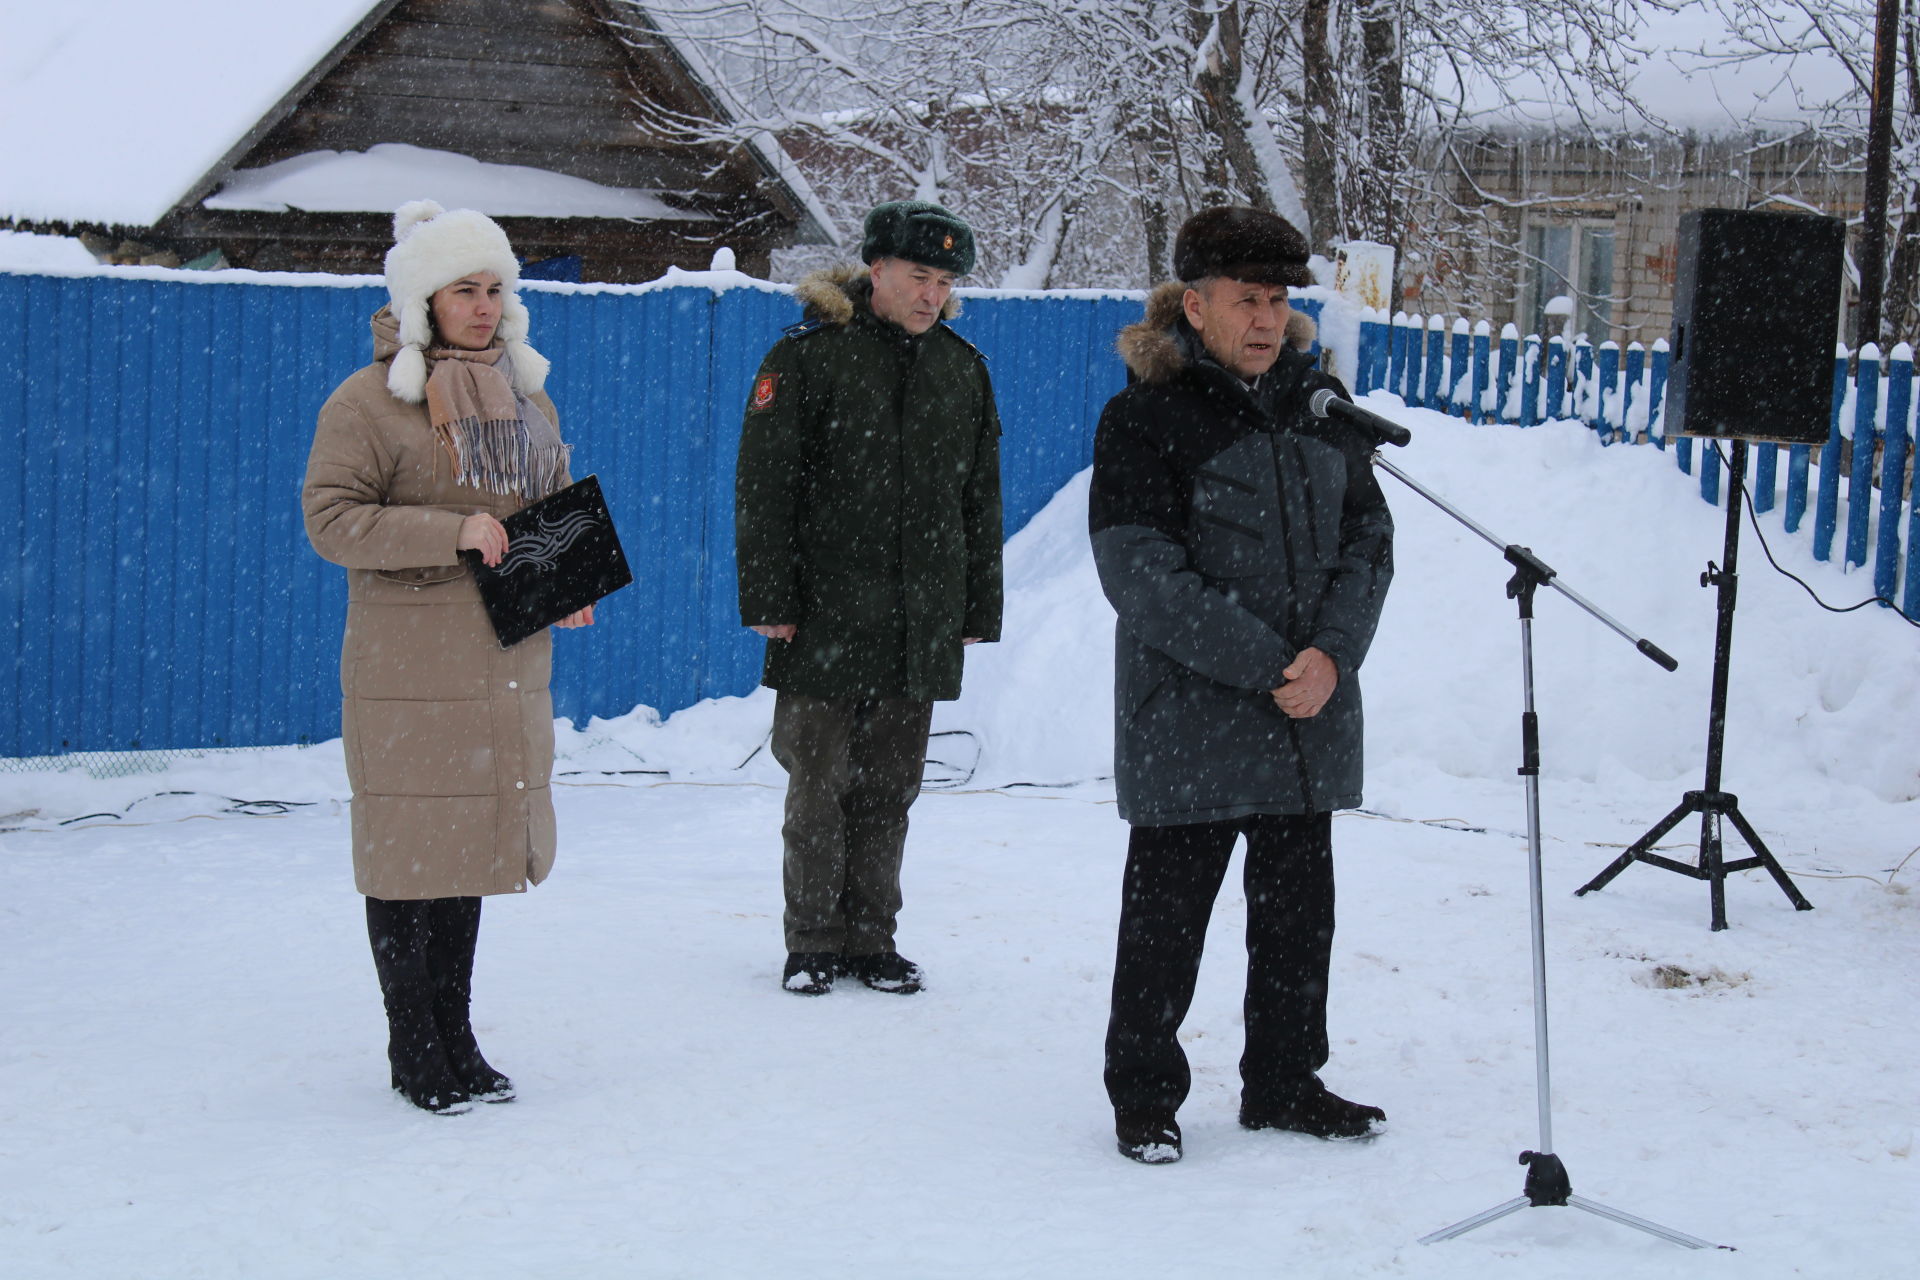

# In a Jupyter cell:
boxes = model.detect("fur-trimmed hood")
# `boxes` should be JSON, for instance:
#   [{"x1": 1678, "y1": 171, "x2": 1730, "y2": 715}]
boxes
[
  {"x1": 1116, "y1": 280, "x2": 1318, "y2": 384},
  {"x1": 793, "y1": 263, "x2": 963, "y2": 328}
]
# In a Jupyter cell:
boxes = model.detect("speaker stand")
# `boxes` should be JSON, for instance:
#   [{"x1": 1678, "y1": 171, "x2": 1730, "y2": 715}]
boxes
[{"x1": 1575, "y1": 440, "x2": 1814, "y2": 930}]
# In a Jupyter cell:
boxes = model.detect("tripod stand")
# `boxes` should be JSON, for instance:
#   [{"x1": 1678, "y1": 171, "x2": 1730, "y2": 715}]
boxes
[
  {"x1": 1367, "y1": 454, "x2": 1722, "y2": 1251},
  {"x1": 1575, "y1": 439, "x2": 1815, "y2": 930}
]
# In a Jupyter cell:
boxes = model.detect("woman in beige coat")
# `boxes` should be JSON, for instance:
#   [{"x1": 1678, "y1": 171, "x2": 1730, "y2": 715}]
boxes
[{"x1": 303, "y1": 201, "x2": 593, "y2": 1114}]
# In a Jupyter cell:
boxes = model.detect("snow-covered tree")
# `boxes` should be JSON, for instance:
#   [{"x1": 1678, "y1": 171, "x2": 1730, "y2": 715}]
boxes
[
  {"x1": 611, "y1": 0, "x2": 1123, "y2": 286},
  {"x1": 619, "y1": 0, "x2": 1676, "y2": 293},
  {"x1": 1689, "y1": 0, "x2": 1910, "y2": 342}
]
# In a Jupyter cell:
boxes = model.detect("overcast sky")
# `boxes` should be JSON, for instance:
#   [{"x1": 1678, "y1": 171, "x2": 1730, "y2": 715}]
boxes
[{"x1": 1463, "y1": 2, "x2": 1867, "y2": 133}]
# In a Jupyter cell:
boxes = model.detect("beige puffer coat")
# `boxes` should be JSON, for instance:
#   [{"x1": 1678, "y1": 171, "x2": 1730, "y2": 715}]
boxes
[{"x1": 302, "y1": 315, "x2": 568, "y2": 899}]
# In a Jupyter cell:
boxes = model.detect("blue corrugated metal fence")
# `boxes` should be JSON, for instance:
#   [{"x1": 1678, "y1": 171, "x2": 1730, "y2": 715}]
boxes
[
  {"x1": 22, "y1": 268, "x2": 1898, "y2": 761},
  {"x1": 0, "y1": 269, "x2": 1172, "y2": 758}
]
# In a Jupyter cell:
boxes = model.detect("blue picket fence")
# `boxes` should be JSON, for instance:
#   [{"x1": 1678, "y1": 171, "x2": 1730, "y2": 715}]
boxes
[
  {"x1": 1351, "y1": 310, "x2": 1919, "y2": 620},
  {"x1": 1, "y1": 266, "x2": 1191, "y2": 759}
]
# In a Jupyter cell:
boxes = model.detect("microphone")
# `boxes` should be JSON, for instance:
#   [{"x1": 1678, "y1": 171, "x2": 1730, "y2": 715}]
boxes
[{"x1": 1309, "y1": 388, "x2": 1412, "y2": 447}]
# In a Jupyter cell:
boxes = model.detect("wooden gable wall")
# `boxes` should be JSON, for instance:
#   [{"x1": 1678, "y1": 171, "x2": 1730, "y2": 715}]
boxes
[{"x1": 144, "y1": 0, "x2": 806, "y2": 280}]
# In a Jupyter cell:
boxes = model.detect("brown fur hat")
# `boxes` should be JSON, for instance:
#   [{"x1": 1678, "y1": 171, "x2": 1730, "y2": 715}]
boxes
[{"x1": 1173, "y1": 206, "x2": 1313, "y2": 287}]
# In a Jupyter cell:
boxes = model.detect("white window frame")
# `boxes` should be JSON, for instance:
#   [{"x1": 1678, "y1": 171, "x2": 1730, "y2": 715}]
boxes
[{"x1": 1521, "y1": 217, "x2": 1617, "y2": 343}]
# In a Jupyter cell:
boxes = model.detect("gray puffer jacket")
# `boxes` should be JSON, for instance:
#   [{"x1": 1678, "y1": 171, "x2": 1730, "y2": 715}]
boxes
[{"x1": 1088, "y1": 283, "x2": 1394, "y2": 826}]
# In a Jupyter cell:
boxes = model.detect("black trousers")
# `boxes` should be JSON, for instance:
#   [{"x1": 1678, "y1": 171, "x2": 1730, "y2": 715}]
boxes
[{"x1": 1104, "y1": 812, "x2": 1335, "y2": 1116}]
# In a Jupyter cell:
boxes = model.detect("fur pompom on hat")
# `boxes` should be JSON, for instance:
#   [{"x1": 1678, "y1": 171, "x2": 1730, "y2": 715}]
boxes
[
  {"x1": 1173, "y1": 205, "x2": 1313, "y2": 288},
  {"x1": 382, "y1": 199, "x2": 549, "y2": 403}
]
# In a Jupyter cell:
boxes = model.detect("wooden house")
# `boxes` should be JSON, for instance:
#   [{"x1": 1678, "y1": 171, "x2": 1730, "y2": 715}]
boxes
[{"x1": 0, "y1": 0, "x2": 834, "y2": 281}]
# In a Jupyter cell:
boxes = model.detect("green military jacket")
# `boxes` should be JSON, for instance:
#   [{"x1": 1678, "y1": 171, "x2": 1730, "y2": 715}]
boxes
[{"x1": 735, "y1": 265, "x2": 1004, "y2": 702}]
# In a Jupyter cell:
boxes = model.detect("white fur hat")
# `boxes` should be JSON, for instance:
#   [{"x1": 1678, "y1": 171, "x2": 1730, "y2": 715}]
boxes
[{"x1": 382, "y1": 199, "x2": 550, "y2": 402}]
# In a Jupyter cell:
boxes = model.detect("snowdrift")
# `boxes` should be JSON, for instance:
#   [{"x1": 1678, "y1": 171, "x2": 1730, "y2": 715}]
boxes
[{"x1": 582, "y1": 400, "x2": 1920, "y2": 809}]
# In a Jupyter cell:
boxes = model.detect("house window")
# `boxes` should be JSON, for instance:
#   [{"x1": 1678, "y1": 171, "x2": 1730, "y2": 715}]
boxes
[{"x1": 1524, "y1": 219, "x2": 1616, "y2": 341}]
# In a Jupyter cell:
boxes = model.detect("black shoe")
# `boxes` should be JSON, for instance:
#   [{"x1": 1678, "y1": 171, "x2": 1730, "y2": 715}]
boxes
[
  {"x1": 1115, "y1": 1111, "x2": 1182, "y2": 1164},
  {"x1": 782, "y1": 951, "x2": 838, "y2": 995},
  {"x1": 1240, "y1": 1084, "x2": 1385, "y2": 1140},
  {"x1": 843, "y1": 951, "x2": 924, "y2": 994}
]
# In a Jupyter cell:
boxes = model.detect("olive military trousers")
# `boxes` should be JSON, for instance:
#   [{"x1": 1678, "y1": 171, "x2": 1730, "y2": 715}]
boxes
[{"x1": 770, "y1": 691, "x2": 933, "y2": 955}]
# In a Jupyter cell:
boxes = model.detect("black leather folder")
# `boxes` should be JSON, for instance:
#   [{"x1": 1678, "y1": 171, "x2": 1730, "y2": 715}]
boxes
[{"x1": 463, "y1": 474, "x2": 632, "y2": 647}]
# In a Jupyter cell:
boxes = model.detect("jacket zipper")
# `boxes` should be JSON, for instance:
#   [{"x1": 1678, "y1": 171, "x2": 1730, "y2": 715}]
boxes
[
  {"x1": 897, "y1": 336, "x2": 919, "y2": 691},
  {"x1": 1264, "y1": 423, "x2": 1318, "y2": 813},
  {"x1": 1287, "y1": 719, "x2": 1316, "y2": 814}
]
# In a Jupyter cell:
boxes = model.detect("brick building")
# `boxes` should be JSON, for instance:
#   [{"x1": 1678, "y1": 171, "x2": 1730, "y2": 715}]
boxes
[{"x1": 1401, "y1": 130, "x2": 1864, "y2": 347}]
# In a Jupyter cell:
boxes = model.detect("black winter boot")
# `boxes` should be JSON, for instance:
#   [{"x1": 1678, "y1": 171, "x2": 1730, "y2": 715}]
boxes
[
  {"x1": 367, "y1": 897, "x2": 472, "y2": 1115},
  {"x1": 843, "y1": 951, "x2": 924, "y2": 994},
  {"x1": 1239, "y1": 1080, "x2": 1385, "y2": 1140},
  {"x1": 425, "y1": 897, "x2": 514, "y2": 1103},
  {"x1": 782, "y1": 951, "x2": 838, "y2": 995},
  {"x1": 1115, "y1": 1111, "x2": 1182, "y2": 1164}
]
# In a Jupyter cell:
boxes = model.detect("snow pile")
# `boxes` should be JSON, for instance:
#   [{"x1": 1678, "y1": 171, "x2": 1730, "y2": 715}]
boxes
[
  {"x1": 205, "y1": 143, "x2": 708, "y2": 221},
  {"x1": 575, "y1": 397, "x2": 1920, "y2": 811},
  {"x1": 934, "y1": 469, "x2": 1116, "y2": 786},
  {"x1": 0, "y1": 228, "x2": 95, "y2": 270}
]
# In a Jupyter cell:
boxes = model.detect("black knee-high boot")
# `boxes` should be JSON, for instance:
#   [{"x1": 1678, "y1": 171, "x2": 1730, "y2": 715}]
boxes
[
  {"x1": 366, "y1": 897, "x2": 472, "y2": 1115},
  {"x1": 424, "y1": 897, "x2": 514, "y2": 1103}
]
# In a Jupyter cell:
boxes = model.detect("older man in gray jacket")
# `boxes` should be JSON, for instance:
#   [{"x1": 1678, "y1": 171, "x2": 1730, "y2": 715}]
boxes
[{"x1": 1088, "y1": 206, "x2": 1395, "y2": 1164}]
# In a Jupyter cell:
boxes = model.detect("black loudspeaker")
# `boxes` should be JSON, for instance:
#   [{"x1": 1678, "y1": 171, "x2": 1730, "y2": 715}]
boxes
[{"x1": 1666, "y1": 208, "x2": 1846, "y2": 445}]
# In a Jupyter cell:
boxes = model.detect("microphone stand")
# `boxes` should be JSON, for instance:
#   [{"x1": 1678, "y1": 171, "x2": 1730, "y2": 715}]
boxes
[{"x1": 1366, "y1": 450, "x2": 1724, "y2": 1251}]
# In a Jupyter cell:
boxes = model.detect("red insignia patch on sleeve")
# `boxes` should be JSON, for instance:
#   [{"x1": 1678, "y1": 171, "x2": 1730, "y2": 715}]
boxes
[{"x1": 750, "y1": 373, "x2": 779, "y2": 411}]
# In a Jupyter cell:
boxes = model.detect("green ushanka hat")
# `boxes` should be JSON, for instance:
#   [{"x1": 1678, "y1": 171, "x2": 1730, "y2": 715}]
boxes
[{"x1": 860, "y1": 199, "x2": 976, "y2": 275}]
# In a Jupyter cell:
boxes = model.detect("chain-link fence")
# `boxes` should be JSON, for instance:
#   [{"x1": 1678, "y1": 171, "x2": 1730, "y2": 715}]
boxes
[{"x1": 0, "y1": 746, "x2": 276, "y2": 780}]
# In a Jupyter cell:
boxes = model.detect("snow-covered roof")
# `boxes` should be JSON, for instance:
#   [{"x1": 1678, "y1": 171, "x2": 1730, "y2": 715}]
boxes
[
  {"x1": 0, "y1": 0, "x2": 385, "y2": 227},
  {"x1": 0, "y1": 0, "x2": 835, "y2": 241},
  {"x1": 204, "y1": 144, "x2": 708, "y2": 221}
]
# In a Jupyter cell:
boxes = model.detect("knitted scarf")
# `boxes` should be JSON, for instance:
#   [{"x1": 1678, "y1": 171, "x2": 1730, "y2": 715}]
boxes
[{"x1": 422, "y1": 345, "x2": 569, "y2": 500}]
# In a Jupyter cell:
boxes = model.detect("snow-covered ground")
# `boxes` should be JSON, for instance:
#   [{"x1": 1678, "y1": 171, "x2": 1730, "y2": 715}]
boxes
[{"x1": 3, "y1": 406, "x2": 1916, "y2": 1278}]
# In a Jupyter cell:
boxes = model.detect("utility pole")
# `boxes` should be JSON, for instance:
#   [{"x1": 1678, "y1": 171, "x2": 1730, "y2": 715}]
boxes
[{"x1": 1858, "y1": 0, "x2": 1902, "y2": 345}]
